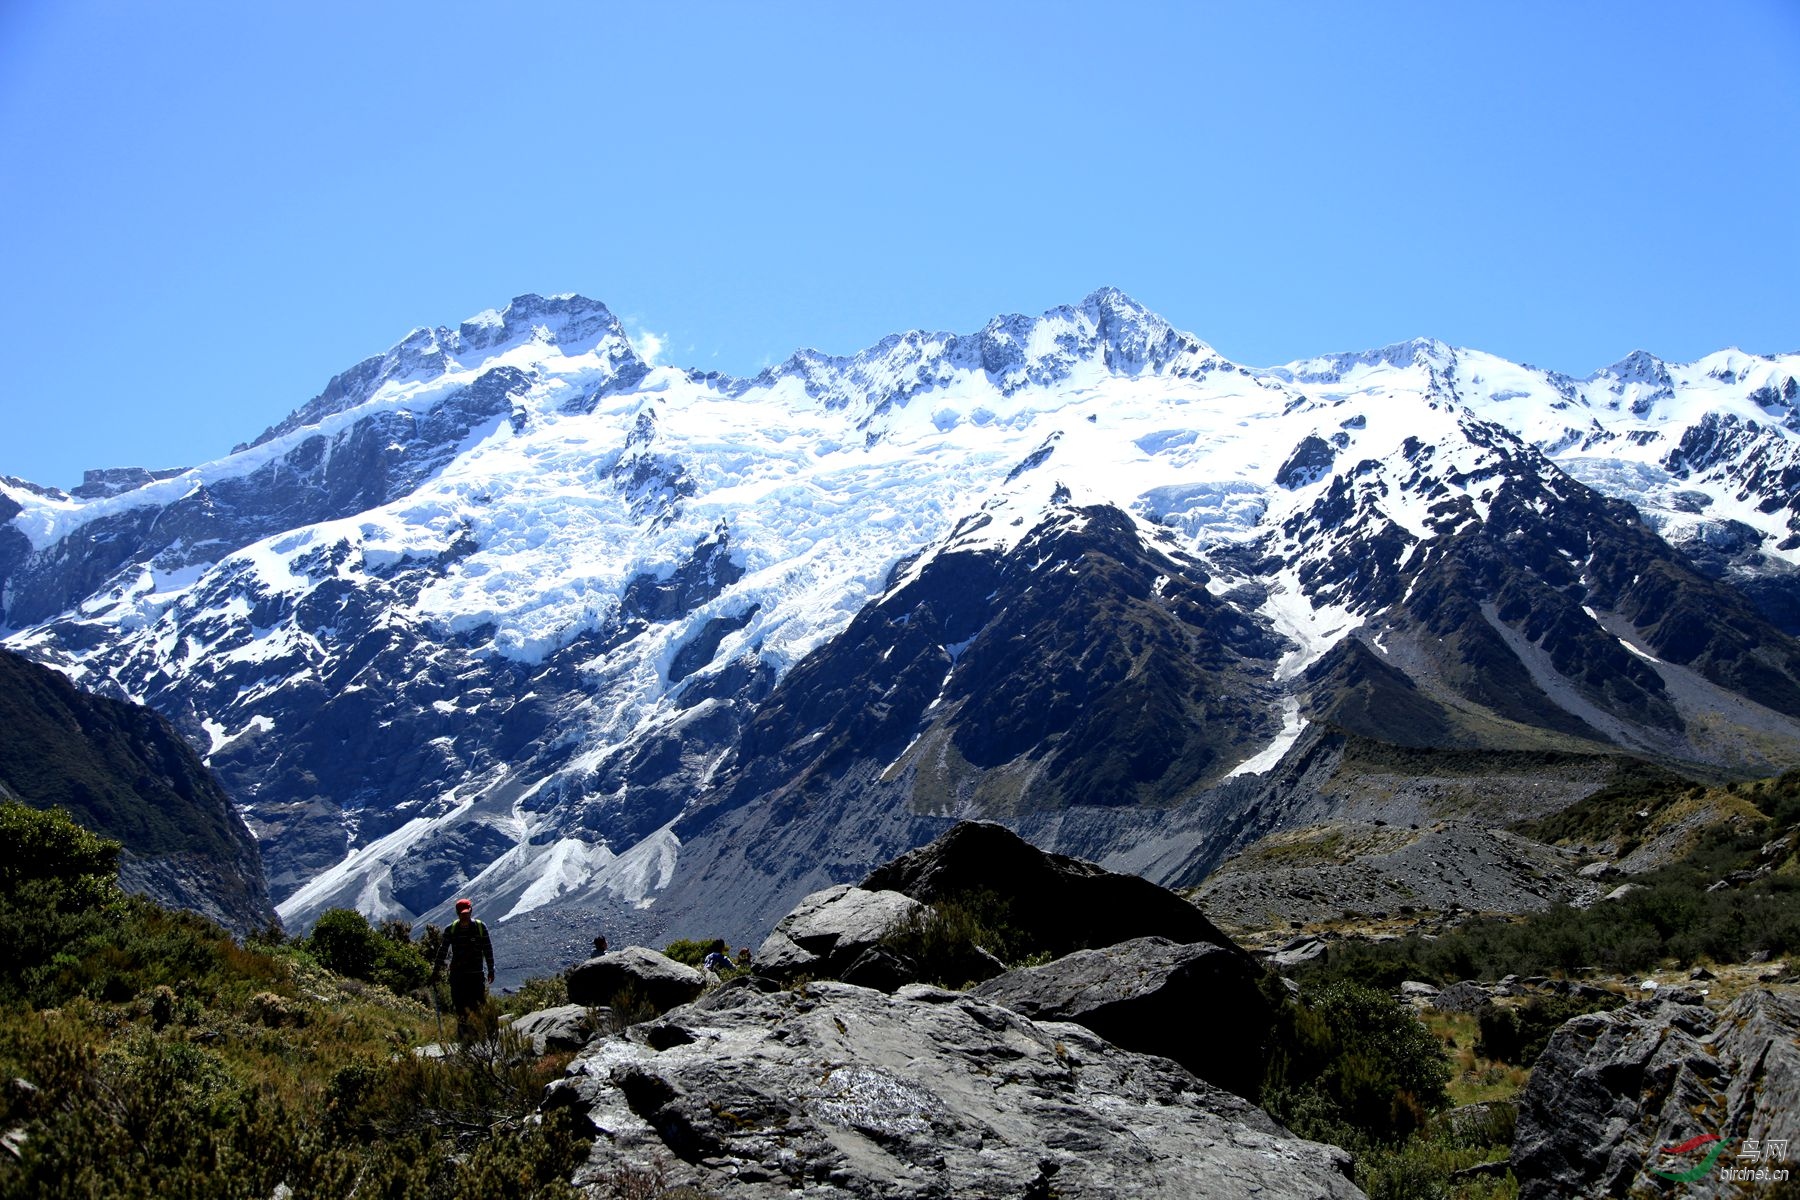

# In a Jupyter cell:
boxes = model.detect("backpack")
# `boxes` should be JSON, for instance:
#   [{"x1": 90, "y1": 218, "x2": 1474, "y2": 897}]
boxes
[{"x1": 441, "y1": 919, "x2": 490, "y2": 974}]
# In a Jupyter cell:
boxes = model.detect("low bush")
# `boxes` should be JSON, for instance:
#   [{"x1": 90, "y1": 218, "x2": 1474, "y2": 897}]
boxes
[
  {"x1": 308, "y1": 908, "x2": 432, "y2": 996},
  {"x1": 877, "y1": 888, "x2": 1037, "y2": 987},
  {"x1": 1309, "y1": 820, "x2": 1800, "y2": 986},
  {"x1": 1261, "y1": 978, "x2": 1452, "y2": 1148},
  {"x1": 1474, "y1": 992, "x2": 1622, "y2": 1066},
  {"x1": 502, "y1": 973, "x2": 570, "y2": 1018}
]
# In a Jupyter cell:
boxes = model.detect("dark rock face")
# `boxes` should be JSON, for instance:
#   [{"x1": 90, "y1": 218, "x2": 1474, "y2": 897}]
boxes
[
  {"x1": 71, "y1": 466, "x2": 188, "y2": 500},
  {"x1": 548, "y1": 979, "x2": 1365, "y2": 1199},
  {"x1": 1511, "y1": 989, "x2": 1800, "y2": 1200},
  {"x1": 861, "y1": 821, "x2": 1242, "y2": 958},
  {"x1": 0, "y1": 650, "x2": 275, "y2": 935},
  {"x1": 1276, "y1": 435, "x2": 1337, "y2": 489},
  {"x1": 677, "y1": 506, "x2": 1285, "y2": 848},
  {"x1": 565, "y1": 947, "x2": 706, "y2": 1015},
  {"x1": 970, "y1": 935, "x2": 1273, "y2": 1100},
  {"x1": 389, "y1": 822, "x2": 519, "y2": 915},
  {"x1": 1302, "y1": 638, "x2": 1461, "y2": 748}
]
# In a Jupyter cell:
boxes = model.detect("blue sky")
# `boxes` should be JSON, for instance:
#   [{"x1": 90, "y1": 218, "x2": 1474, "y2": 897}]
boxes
[{"x1": 3, "y1": 1, "x2": 1797, "y2": 490}]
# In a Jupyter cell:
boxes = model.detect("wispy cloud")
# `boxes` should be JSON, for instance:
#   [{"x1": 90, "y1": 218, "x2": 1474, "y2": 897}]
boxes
[{"x1": 623, "y1": 318, "x2": 669, "y2": 366}]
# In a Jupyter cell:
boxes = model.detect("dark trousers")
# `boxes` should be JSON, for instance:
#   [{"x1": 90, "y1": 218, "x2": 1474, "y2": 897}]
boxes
[{"x1": 449, "y1": 973, "x2": 487, "y2": 1040}]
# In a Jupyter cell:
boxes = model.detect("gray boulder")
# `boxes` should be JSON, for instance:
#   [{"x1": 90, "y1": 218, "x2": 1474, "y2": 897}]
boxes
[
  {"x1": 1429, "y1": 981, "x2": 1494, "y2": 1014},
  {"x1": 1511, "y1": 988, "x2": 1800, "y2": 1200},
  {"x1": 752, "y1": 884, "x2": 922, "y2": 981},
  {"x1": 970, "y1": 935, "x2": 1273, "y2": 1099},
  {"x1": 546, "y1": 979, "x2": 1365, "y2": 1199},
  {"x1": 861, "y1": 820, "x2": 1237, "y2": 957},
  {"x1": 565, "y1": 947, "x2": 705, "y2": 1015},
  {"x1": 1268, "y1": 936, "x2": 1328, "y2": 969},
  {"x1": 508, "y1": 1004, "x2": 608, "y2": 1053}
]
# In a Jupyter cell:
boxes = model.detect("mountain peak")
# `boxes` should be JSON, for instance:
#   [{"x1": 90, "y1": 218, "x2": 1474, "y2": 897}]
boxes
[
  {"x1": 249, "y1": 294, "x2": 638, "y2": 449},
  {"x1": 1592, "y1": 349, "x2": 1670, "y2": 386},
  {"x1": 1077, "y1": 285, "x2": 1154, "y2": 323},
  {"x1": 739, "y1": 290, "x2": 1215, "y2": 413},
  {"x1": 456, "y1": 293, "x2": 628, "y2": 355},
  {"x1": 1276, "y1": 336, "x2": 1455, "y2": 385}
]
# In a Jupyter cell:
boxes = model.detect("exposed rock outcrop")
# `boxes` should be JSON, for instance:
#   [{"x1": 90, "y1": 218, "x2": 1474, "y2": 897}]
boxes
[
  {"x1": 508, "y1": 1004, "x2": 608, "y2": 1054},
  {"x1": 548, "y1": 978, "x2": 1366, "y2": 1199},
  {"x1": 751, "y1": 885, "x2": 922, "y2": 982},
  {"x1": 861, "y1": 821, "x2": 1239, "y2": 956},
  {"x1": 565, "y1": 948, "x2": 705, "y2": 1015},
  {"x1": 1511, "y1": 988, "x2": 1800, "y2": 1199},
  {"x1": 970, "y1": 935, "x2": 1273, "y2": 1099}
]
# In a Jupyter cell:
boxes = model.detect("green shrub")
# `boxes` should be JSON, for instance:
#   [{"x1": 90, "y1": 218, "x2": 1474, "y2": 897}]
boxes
[
  {"x1": 502, "y1": 974, "x2": 570, "y2": 1018},
  {"x1": 0, "y1": 800, "x2": 121, "y2": 903},
  {"x1": 0, "y1": 801, "x2": 129, "y2": 1006},
  {"x1": 1262, "y1": 979, "x2": 1452, "y2": 1147},
  {"x1": 1475, "y1": 993, "x2": 1621, "y2": 1066},
  {"x1": 307, "y1": 908, "x2": 431, "y2": 996},
  {"x1": 1304, "y1": 822, "x2": 1800, "y2": 988},
  {"x1": 661, "y1": 938, "x2": 729, "y2": 968},
  {"x1": 877, "y1": 889, "x2": 1034, "y2": 987}
]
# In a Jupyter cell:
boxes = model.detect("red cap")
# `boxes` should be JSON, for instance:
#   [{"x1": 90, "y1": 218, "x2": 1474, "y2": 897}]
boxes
[{"x1": 454, "y1": 898, "x2": 472, "y2": 913}]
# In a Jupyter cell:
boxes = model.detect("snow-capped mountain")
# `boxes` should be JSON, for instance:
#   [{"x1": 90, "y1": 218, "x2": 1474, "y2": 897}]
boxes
[{"x1": 4, "y1": 289, "x2": 1798, "y2": 966}]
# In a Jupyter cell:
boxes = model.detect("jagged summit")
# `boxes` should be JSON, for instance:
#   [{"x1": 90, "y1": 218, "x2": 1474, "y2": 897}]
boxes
[
  {"x1": 1270, "y1": 336, "x2": 1457, "y2": 385},
  {"x1": 735, "y1": 288, "x2": 1221, "y2": 415},
  {"x1": 246, "y1": 293, "x2": 641, "y2": 450},
  {"x1": 1592, "y1": 348, "x2": 1669, "y2": 384}
]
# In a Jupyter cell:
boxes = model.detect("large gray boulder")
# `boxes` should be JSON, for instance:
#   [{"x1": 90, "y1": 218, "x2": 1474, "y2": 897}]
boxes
[
  {"x1": 1511, "y1": 988, "x2": 1800, "y2": 1200},
  {"x1": 565, "y1": 947, "x2": 705, "y2": 1015},
  {"x1": 970, "y1": 935, "x2": 1273, "y2": 1099},
  {"x1": 861, "y1": 821, "x2": 1238, "y2": 957},
  {"x1": 547, "y1": 979, "x2": 1365, "y2": 1199},
  {"x1": 752, "y1": 884, "x2": 923, "y2": 981},
  {"x1": 508, "y1": 1004, "x2": 608, "y2": 1054}
]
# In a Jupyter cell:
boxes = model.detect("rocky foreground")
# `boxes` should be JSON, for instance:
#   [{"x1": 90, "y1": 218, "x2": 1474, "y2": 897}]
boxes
[
  {"x1": 547, "y1": 977, "x2": 1360, "y2": 1199},
  {"x1": 513, "y1": 821, "x2": 1800, "y2": 1199},
  {"x1": 537, "y1": 821, "x2": 1362, "y2": 1198}
]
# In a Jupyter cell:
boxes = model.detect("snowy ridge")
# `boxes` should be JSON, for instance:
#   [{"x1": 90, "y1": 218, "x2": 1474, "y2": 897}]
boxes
[{"x1": 5, "y1": 289, "x2": 1799, "y2": 936}]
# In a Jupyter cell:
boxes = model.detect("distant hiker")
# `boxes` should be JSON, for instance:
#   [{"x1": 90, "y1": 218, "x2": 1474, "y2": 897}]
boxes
[
  {"x1": 432, "y1": 897, "x2": 495, "y2": 1040},
  {"x1": 702, "y1": 938, "x2": 730, "y2": 973},
  {"x1": 593, "y1": 934, "x2": 609, "y2": 957}
]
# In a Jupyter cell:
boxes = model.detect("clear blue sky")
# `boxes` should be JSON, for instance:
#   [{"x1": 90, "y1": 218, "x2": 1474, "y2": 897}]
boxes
[{"x1": 3, "y1": 1, "x2": 1797, "y2": 490}]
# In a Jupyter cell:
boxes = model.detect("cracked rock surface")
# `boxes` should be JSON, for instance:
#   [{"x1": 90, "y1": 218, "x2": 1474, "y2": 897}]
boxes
[
  {"x1": 548, "y1": 978, "x2": 1365, "y2": 1199},
  {"x1": 1511, "y1": 987, "x2": 1800, "y2": 1200}
]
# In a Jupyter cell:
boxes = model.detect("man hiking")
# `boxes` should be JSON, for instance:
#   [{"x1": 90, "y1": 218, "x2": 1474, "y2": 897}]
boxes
[{"x1": 432, "y1": 897, "x2": 495, "y2": 1041}]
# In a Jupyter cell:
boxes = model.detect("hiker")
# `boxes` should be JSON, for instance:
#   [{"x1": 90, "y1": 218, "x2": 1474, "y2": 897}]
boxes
[
  {"x1": 432, "y1": 897, "x2": 495, "y2": 1040},
  {"x1": 702, "y1": 938, "x2": 730, "y2": 973},
  {"x1": 592, "y1": 934, "x2": 608, "y2": 957}
]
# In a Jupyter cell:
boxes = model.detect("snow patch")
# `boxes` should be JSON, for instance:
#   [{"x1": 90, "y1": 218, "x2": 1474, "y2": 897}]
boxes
[{"x1": 1227, "y1": 697, "x2": 1306, "y2": 778}]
